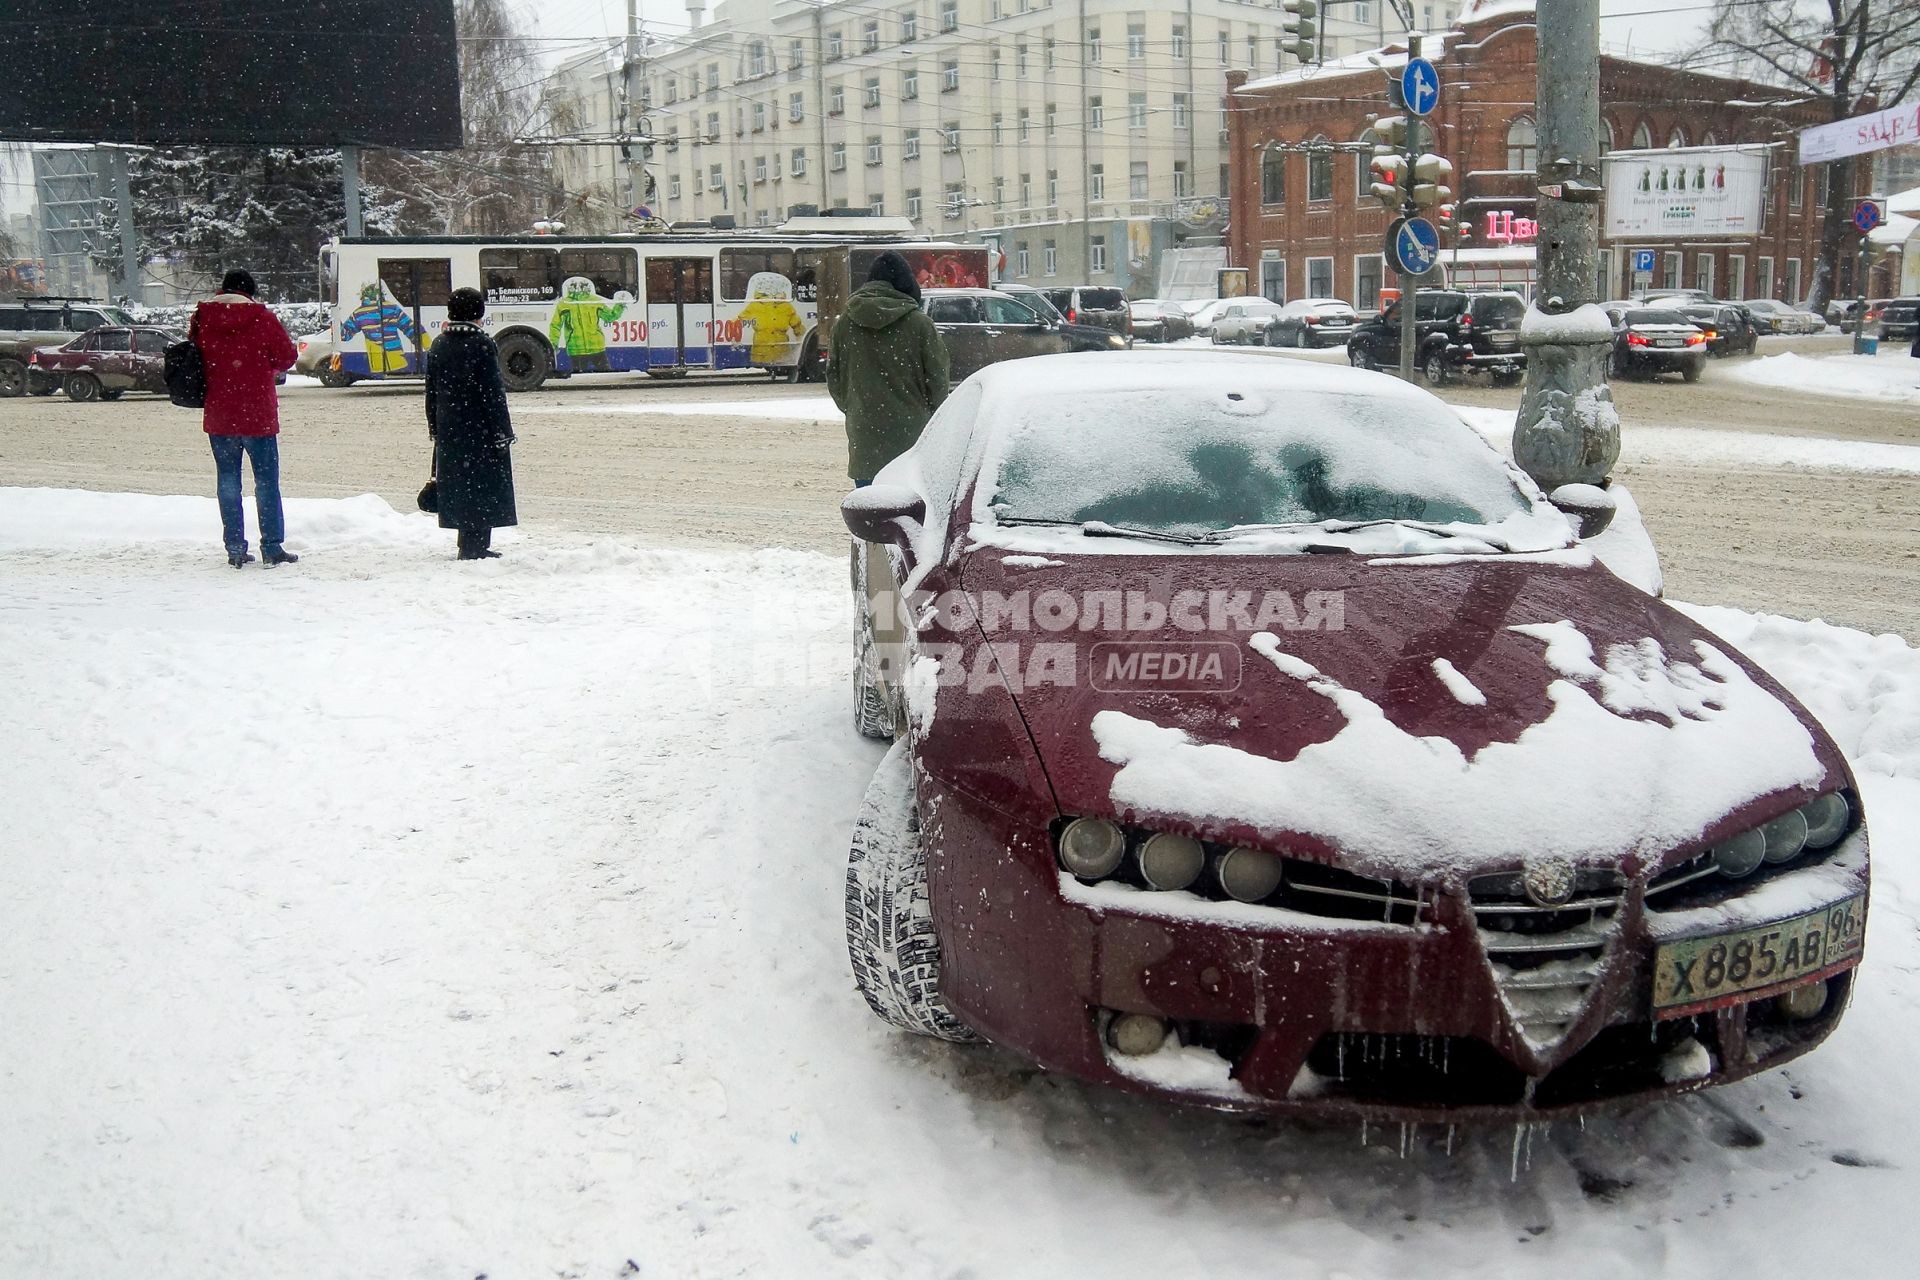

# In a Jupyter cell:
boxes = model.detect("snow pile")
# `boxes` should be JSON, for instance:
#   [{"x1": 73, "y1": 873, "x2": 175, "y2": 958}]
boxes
[
  {"x1": 1091, "y1": 625, "x2": 1824, "y2": 875},
  {"x1": 1722, "y1": 351, "x2": 1920, "y2": 405},
  {"x1": 522, "y1": 395, "x2": 844, "y2": 422}
]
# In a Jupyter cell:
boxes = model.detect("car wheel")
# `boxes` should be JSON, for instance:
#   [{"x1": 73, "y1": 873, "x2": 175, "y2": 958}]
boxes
[
  {"x1": 65, "y1": 372, "x2": 102, "y2": 402},
  {"x1": 1348, "y1": 345, "x2": 1374, "y2": 370},
  {"x1": 318, "y1": 365, "x2": 356, "y2": 388},
  {"x1": 845, "y1": 739, "x2": 982, "y2": 1043},
  {"x1": 1422, "y1": 350, "x2": 1451, "y2": 386},
  {"x1": 1295, "y1": 328, "x2": 1310, "y2": 349},
  {"x1": 1682, "y1": 360, "x2": 1702, "y2": 383},
  {"x1": 0, "y1": 358, "x2": 25, "y2": 397},
  {"x1": 789, "y1": 330, "x2": 824, "y2": 383},
  {"x1": 494, "y1": 332, "x2": 551, "y2": 392}
]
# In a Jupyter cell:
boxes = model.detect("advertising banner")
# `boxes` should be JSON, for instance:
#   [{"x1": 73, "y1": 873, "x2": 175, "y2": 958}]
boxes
[
  {"x1": 1603, "y1": 146, "x2": 1769, "y2": 239},
  {"x1": 1799, "y1": 102, "x2": 1920, "y2": 166}
]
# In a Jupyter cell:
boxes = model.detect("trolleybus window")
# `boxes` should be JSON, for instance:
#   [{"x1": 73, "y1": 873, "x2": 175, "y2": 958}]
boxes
[
  {"x1": 557, "y1": 248, "x2": 639, "y2": 299},
  {"x1": 480, "y1": 248, "x2": 559, "y2": 303},
  {"x1": 378, "y1": 258, "x2": 453, "y2": 308},
  {"x1": 719, "y1": 248, "x2": 797, "y2": 301}
]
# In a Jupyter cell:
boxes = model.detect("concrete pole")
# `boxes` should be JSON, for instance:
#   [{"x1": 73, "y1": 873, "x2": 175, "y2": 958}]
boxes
[
  {"x1": 107, "y1": 148, "x2": 140, "y2": 303},
  {"x1": 1513, "y1": 0, "x2": 1619, "y2": 491},
  {"x1": 341, "y1": 145, "x2": 365, "y2": 238}
]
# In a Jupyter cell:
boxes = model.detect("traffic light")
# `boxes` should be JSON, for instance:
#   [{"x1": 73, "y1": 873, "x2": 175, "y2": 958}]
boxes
[
  {"x1": 1409, "y1": 153, "x2": 1454, "y2": 209},
  {"x1": 1368, "y1": 155, "x2": 1405, "y2": 210},
  {"x1": 1281, "y1": 0, "x2": 1318, "y2": 63},
  {"x1": 1434, "y1": 202, "x2": 1458, "y2": 235}
]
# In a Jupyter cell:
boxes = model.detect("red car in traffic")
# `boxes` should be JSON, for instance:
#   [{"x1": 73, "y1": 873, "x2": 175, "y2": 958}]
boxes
[
  {"x1": 29, "y1": 325, "x2": 180, "y2": 401},
  {"x1": 840, "y1": 352, "x2": 1867, "y2": 1119}
]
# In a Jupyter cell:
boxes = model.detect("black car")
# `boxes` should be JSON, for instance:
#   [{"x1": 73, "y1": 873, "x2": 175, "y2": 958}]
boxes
[
  {"x1": 1126, "y1": 300, "x2": 1196, "y2": 343},
  {"x1": 1346, "y1": 289, "x2": 1527, "y2": 386},
  {"x1": 1038, "y1": 285, "x2": 1131, "y2": 344},
  {"x1": 922, "y1": 288, "x2": 1077, "y2": 381},
  {"x1": 1678, "y1": 303, "x2": 1760, "y2": 357},
  {"x1": 1877, "y1": 297, "x2": 1920, "y2": 343},
  {"x1": 1601, "y1": 305, "x2": 1707, "y2": 381},
  {"x1": 998, "y1": 284, "x2": 1128, "y2": 353}
]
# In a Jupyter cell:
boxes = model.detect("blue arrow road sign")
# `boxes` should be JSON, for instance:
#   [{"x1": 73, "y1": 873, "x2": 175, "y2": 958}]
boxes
[
  {"x1": 1402, "y1": 58, "x2": 1440, "y2": 117},
  {"x1": 1632, "y1": 249, "x2": 1657, "y2": 273},
  {"x1": 1854, "y1": 200, "x2": 1883, "y2": 234},
  {"x1": 1388, "y1": 217, "x2": 1442, "y2": 276}
]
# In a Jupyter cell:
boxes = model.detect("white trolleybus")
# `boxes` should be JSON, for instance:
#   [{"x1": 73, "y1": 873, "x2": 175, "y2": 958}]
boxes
[{"x1": 321, "y1": 215, "x2": 988, "y2": 391}]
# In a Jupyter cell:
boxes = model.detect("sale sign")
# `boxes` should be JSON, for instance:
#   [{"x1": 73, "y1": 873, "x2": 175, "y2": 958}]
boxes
[{"x1": 1799, "y1": 102, "x2": 1920, "y2": 166}]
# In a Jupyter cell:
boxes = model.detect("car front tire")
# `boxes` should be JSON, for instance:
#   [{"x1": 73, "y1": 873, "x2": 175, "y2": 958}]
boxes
[
  {"x1": 844, "y1": 739, "x2": 982, "y2": 1043},
  {"x1": 1422, "y1": 350, "x2": 1451, "y2": 386}
]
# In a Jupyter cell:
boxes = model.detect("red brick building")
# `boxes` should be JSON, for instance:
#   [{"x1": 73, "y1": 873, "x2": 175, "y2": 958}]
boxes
[{"x1": 1226, "y1": 6, "x2": 1863, "y2": 308}]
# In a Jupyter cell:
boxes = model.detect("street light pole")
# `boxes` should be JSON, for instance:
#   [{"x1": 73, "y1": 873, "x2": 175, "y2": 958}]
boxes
[{"x1": 1513, "y1": 0, "x2": 1618, "y2": 491}]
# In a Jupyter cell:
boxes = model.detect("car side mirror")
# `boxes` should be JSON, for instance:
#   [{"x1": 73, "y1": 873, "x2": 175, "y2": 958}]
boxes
[
  {"x1": 1549, "y1": 483, "x2": 1616, "y2": 539},
  {"x1": 843, "y1": 484, "x2": 926, "y2": 545}
]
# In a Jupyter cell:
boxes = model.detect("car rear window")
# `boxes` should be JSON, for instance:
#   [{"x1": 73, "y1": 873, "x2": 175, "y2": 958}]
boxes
[
  {"x1": 1627, "y1": 310, "x2": 1690, "y2": 325},
  {"x1": 1077, "y1": 288, "x2": 1125, "y2": 310},
  {"x1": 1470, "y1": 296, "x2": 1525, "y2": 324}
]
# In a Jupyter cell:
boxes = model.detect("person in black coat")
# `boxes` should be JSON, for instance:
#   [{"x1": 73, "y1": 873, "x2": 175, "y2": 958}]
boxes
[{"x1": 426, "y1": 288, "x2": 517, "y2": 559}]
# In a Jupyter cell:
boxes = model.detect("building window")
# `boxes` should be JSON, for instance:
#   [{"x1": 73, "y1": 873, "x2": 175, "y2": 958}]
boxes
[
  {"x1": 789, "y1": 39, "x2": 805, "y2": 78},
  {"x1": 941, "y1": 0, "x2": 958, "y2": 33},
  {"x1": 1044, "y1": 240, "x2": 1058, "y2": 274},
  {"x1": 1668, "y1": 126, "x2": 1687, "y2": 148},
  {"x1": 707, "y1": 111, "x2": 721, "y2": 139},
  {"x1": 831, "y1": 143, "x2": 847, "y2": 171},
  {"x1": 862, "y1": 20, "x2": 879, "y2": 52},
  {"x1": 1019, "y1": 172, "x2": 1032, "y2": 206},
  {"x1": 1632, "y1": 121, "x2": 1652, "y2": 148},
  {"x1": 709, "y1": 164, "x2": 723, "y2": 189},
  {"x1": 1218, "y1": 31, "x2": 1229, "y2": 66},
  {"x1": 864, "y1": 78, "x2": 881, "y2": 109},
  {"x1": 693, "y1": 168, "x2": 704, "y2": 193},
  {"x1": 1506, "y1": 117, "x2": 1537, "y2": 172},
  {"x1": 826, "y1": 30, "x2": 843, "y2": 60},
  {"x1": 1173, "y1": 161, "x2": 1190, "y2": 198},
  {"x1": 748, "y1": 41, "x2": 767, "y2": 77},
  {"x1": 991, "y1": 47, "x2": 1002, "y2": 81},
  {"x1": 943, "y1": 60, "x2": 960, "y2": 91},
  {"x1": 1307, "y1": 256, "x2": 1333, "y2": 297},
  {"x1": 870, "y1": 193, "x2": 885, "y2": 215},
  {"x1": 1261, "y1": 257, "x2": 1285, "y2": 303},
  {"x1": 707, "y1": 63, "x2": 719, "y2": 92},
  {"x1": 1129, "y1": 160, "x2": 1149, "y2": 200},
  {"x1": 1695, "y1": 253, "x2": 1714, "y2": 295},
  {"x1": 1019, "y1": 109, "x2": 1031, "y2": 141},
  {"x1": 754, "y1": 155, "x2": 768, "y2": 183},
  {"x1": 944, "y1": 183, "x2": 964, "y2": 218},
  {"x1": 903, "y1": 68, "x2": 919, "y2": 99},
  {"x1": 1172, "y1": 93, "x2": 1189, "y2": 130},
  {"x1": 1018, "y1": 43, "x2": 1029, "y2": 76},
  {"x1": 829, "y1": 84, "x2": 845, "y2": 115},
  {"x1": 789, "y1": 92, "x2": 805, "y2": 123},
  {"x1": 1090, "y1": 97, "x2": 1103, "y2": 130},
  {"x1": 1172, "y1": 24, "x2": 1187, "y2": 59},
  {"x1": 1662, "y1": 251, "x2": 1682, "y2": 291},
  {"x1": 904, "y1": 128, "x2": 921, "y2": 160},
  {"x1": 867, "y1": 136, "x2": 884, "y2": 165},
  {"x1": 992, "y1": 114, "x2": 1004, "y2": 145},
  {"x1": 902, "y1": 11, "x2": 918, "y2": 42},
  {"x1": 1128, "y1": 23, "x2": 1146, "y2": 59},
  {"x1": 1089, "y1": 27, "x2": 1101, "y2": 63},
  {"x1": 1728, "y1": 253, "x2": 1745, "y2": 300},
  {"x1": 752, "y1": 102, "x2": 766, "y2": 132},
  {"x1": 1045, "y1": 37, "x2": 1056, "y2": 69},
  {"x1": 1091, "y1": 235, "x2": 1108, "y2": 272},
  {"x1": 907, "y1": 188, "x2": 922, "y2": 219},
  {"x1": 1786, "y1": 257, "x2": 1803, "y2": 302},
  {"x1": 1355, "y1": 254, "x2": 1384, "y2": 309},
  {"x1": 1016, "y1": 243, "x2": 1030, "y2": 276},
  {"x1": 669, "y1": 174, "x2": 682, "y2": 200},
  {"x1": 1089, "y1": 163, "x2": 1105, "y2": 200},
  {"x1": 792, "y1": 148, "x2": 808, "y2": 176},
  {"x1": 1757, "y1": 256, "x2": 1775, "y2": 300},
  {"x1": 1129, "y1": 92, "x2": 1148, "y2": 130},
  {"x1": 1307, "y1": 138, "x2": 1334, "y2": 202},
  {"x1": 1261, "y1": 148, "x2": 1285, "y2": 205},
  {"x1": 666, "y1": 76, "x2": 678, "y2": 105},
  {"x1": 943, "y1": 122, "x2": 961, "y2": 152}
]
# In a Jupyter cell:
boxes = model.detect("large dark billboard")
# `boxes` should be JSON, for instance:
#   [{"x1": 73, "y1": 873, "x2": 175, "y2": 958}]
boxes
[{"x1": 0, "y1": 1, "x2": 462, "y2": 149}]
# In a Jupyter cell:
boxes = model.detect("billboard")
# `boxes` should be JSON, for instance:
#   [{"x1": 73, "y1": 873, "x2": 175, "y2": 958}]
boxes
[
  {"x1": 0, "y1": 1, "x2": 461, "y2": 149},
  {"x1": 1799, "y1": 102, "x2": 1920, "y2": 166},
  {"x1": 1603, "y1": 146, "x2": 1769, "y2": 239}
]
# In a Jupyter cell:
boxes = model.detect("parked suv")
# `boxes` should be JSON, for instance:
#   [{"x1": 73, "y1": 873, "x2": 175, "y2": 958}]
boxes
[
  {"x1": 998, "y1": 283, "x2": 1128, "y2": 353},
  {"x1": 1, "y1": 297, "x2": 137, "y2": 396},
  {"x1": 1037, "y1": 285, "x2": 1131, "y2": 344},
  {"x1": 1346, "y1": 289, "x2": 1527, "y2": 385},
  {"x1": 922, "y1": 288, "x2": 1076, "y2": 381}
]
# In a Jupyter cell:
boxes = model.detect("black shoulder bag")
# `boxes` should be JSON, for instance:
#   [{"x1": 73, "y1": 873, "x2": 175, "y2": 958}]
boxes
[{"x1": 165, "y1": 312, "x2": 207, "y2": 408}]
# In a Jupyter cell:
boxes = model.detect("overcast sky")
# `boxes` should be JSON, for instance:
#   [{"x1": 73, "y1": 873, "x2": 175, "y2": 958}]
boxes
[{"x1": 525, "y1": 0, "x2": 1722, "y2": 62}]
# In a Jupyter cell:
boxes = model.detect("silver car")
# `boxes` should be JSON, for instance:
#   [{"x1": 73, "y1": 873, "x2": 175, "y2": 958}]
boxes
[{"x1": 1207, "y1": 298, "x2": 1285, "y2": 345}]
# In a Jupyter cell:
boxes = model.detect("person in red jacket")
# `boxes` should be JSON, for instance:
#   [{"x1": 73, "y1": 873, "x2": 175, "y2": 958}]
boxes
[{"x1": 195, "y1": 269, "x2": 299, "y2": 567}]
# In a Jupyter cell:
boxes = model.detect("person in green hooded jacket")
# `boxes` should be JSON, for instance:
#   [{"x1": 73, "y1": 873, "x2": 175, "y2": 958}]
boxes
[{"x1": 827, "y1": 252, "x2": 951, "y2": 484}]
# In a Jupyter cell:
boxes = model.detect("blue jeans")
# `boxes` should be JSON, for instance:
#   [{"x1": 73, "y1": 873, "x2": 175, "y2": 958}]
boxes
[{"x1": 209, "y1": 435, "x2": 284, "y2": 557}]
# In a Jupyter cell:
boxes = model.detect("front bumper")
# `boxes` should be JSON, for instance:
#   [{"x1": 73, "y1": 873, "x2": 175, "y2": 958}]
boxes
[{"x1": 928, "y1": 783, "x2": 1867, "y2": 1120}]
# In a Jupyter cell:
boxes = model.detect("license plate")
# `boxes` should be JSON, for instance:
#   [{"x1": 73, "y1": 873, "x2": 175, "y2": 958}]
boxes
[
  {"x1": 1656, "y1": 338, "x2": 1683, "y2": 347},
  {"x1": 1652, "y1": 894, "x2": 1865, "y2": 1018},
  {"x1": 1490, "y1": 334, "x2": 1516, "y2": 348}
]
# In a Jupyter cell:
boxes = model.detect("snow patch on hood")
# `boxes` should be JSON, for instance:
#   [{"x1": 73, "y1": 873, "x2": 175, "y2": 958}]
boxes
[{"x1": 1089, "y1": 622, "x2": 1825, "y2": 877}]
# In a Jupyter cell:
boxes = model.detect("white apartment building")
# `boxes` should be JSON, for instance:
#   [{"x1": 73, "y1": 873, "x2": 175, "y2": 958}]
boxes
[{"x1": 547, "y1": 0, "x2": 1459, "y2": 291}]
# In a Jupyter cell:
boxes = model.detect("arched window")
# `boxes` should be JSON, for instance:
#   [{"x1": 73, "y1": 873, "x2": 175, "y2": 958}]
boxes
[
  {"x1": 1701, "y1": 129, "x2": 1718, "y2": 146},
  {"x1": 1668, "y1": 126, "x2": 1687, "y2": 149},
  {"x1": 1632, "y1": 121, "x2": 1652, "y2": 149},
  {"x1": 1356, "y1": 128, "x2": 1380, "y2": 198},
  {"x1": 1506, "y1": 117, "x2": 1537, "y2": 172},
  {"x1": 1600, "y1": 118, "x2": 1616, "y2": 156},
  {"x1": 1306, "y1": 134, "x2": 1333, "y2": 201},
  {"x1": 1261, "y1": 147, "x2": 1286, "y2": 206}
]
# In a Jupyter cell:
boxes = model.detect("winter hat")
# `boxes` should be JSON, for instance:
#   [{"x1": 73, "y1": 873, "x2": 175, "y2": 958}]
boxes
[
  {"x1": 867, "y1": 251, "x2": 922, "y2": 304},
  {"x1": 219, "y1": 269, "x2": 257, "y2": 297},
  {"x1": 448, "y1": 287, "x2": 486, "y2": 322}
]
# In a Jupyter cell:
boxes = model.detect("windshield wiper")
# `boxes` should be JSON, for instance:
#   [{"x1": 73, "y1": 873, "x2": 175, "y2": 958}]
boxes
[
  {"x1": 1217, "y1": 518, "x2": 1518, "y2": 553},
  {"x1": 993, "y1": 516, "x2": 1217, "y2": 545}
]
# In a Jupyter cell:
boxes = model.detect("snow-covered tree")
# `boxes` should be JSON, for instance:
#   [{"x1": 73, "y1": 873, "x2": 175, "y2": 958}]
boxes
[{"x1": 1692, "y1": 1, "x2": 1920, "y2": 309}]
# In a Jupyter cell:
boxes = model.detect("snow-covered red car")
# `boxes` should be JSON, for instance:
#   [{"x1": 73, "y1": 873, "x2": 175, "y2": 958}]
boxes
[
  {"x1": 29, "y1": 325, "x2": 180, "y2": 401},
  {"x1": 840, "y1": 352, "x2": 1868, "y2": 1119}
]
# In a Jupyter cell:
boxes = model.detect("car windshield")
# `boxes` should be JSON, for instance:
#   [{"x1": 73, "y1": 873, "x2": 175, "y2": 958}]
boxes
[
  {"x1": 101, "y1": 308, "x2": 136, "y2": 326},
  {"x1": 1078, "y1": 288, "x2": 1125, "y2": 310},
  {"x1": 986, "y1": 385, "x2": 1534, "y2": 538},
  {"x1": 1628, "y1": 309, "x2": 1691, "y2": 326},
  {"x1": 1015, "y1": 291, "x2": 1065, "y2": 321}
]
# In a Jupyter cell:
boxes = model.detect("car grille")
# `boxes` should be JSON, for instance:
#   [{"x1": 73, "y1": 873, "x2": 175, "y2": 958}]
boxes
[{"x1": 1468, "y1": 870, "x2": 1625, "y2": 1048}]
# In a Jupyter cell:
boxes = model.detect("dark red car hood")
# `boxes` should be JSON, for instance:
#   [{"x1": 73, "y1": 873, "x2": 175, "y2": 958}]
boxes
[{"x1": 952, "y1": 547, "x2": 1849, "y2": 882}]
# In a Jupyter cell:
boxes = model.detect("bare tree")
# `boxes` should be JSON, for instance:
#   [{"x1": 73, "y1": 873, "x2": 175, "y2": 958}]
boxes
[
  {"x1": 366, "y1": 0, "x2": 556, "y2": 235},
  {"x1": 1693, "y1": 1, "x2": 1920, "y2": 309}
]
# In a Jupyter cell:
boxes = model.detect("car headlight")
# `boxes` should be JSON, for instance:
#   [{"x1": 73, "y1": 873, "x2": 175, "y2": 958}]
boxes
[
  {"x1": 1138, "y1": 833, "x2": 1204, "y2": 891},
  {"x1": 1708, "y1": 791, "x2": 1853, "y2": 881},
  {"x1": 1058, "y1": 817, "x2": 1126, "y2": 878},
  {"x1": 1217, "y1": 847, "x2": 1284, "y2": 903},
  {"x1": 1108, "y1": 334, "x2": 1126, "y2": 348}
]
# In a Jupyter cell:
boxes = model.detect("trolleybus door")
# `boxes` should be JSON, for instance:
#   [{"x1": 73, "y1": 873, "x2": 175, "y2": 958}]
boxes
[
  {"x1": 374, "y1": 258, "x2": 452, "y2": 375},
  {"x1": 645, "y1": 257, "x2": 715, "y2": 367}
]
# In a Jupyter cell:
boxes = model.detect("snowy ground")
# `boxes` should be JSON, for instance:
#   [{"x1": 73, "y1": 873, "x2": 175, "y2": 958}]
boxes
[
  {"x1": 4, "y1": 488, "x2": 1920, "y2": 1278},
  {"x1": 1719, "y1": 349, "x2": 1920, "y2": 405}
]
